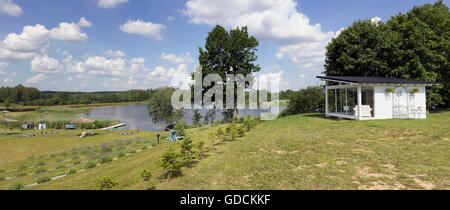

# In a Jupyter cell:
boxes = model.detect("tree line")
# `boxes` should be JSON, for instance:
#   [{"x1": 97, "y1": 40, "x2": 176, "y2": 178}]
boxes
[{"x1": 0, "y1": 84, "x2": 168, "y2": 107}]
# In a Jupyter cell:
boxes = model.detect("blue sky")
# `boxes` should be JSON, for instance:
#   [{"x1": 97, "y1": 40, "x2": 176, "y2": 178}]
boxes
[{"x1": 0, "y1": 0, "x2": 446, "y2": 91}]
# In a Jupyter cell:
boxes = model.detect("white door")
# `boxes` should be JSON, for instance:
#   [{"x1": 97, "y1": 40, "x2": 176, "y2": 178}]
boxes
[{"x1": 392, "y1": 87, "x2": 409, "y2": 118}]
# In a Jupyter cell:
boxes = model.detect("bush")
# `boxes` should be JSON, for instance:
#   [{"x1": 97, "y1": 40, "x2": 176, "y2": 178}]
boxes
[
  {"x1": 9, "y1": 183, "x2": 23, "y2": 190},
  {"x1": 174, "y1": 121, "x2": 186, "y2": 137},
  {"x1": 36, "y1": 176, "x2": 51, "y2": 184},
  {"x1": 140, "y1": 169, "x2": 152, "y2": 181},
  {"x1": 84, "y1": 161, "x2": 97, "y2": 169},
  {"x1": 100, "y1": 156, "x2": 113, "y2": 164},
  {"x1": 128, "y1": 149, "x2": 136, "y2": 154},
  {"x1": 180, "y1": 137, "x2": 195, "y2": 167},
  {"x1": 35, "y1": 167, "x2": 47, "y2": 174},
  {"x1": 157, "y1": 148, "x2": 183, "y2": 179},
  {"x1": 0, "y1": 169, "x2": 5, "y2": 173},
  {"x1": 117, "y1": 152, "x2": 125, "y2": 158},
  {"x1": 96, "y1": 176, "x2": 118, "y2": 190}
]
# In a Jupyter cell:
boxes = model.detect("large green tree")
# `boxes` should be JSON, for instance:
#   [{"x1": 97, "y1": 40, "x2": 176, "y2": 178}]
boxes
[
  {"x1": 324, "y1": 0, "x2": 449, "y2": 108},
  {"x1": 196, "y1": 25, "x2": 261, "y2": 119},
  {"x1": 147, "y1": 87, "x2": 179, "y2": 129}
]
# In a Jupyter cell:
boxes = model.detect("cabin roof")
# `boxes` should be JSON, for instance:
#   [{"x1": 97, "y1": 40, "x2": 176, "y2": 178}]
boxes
[{"x1": 317, "y1": 76, "x2": 438, "y2": 85}]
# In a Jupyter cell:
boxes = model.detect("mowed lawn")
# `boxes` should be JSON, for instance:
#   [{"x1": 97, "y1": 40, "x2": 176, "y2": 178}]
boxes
[{"x1": 1, "y1": 112, "x2": 448, "y2": 190}]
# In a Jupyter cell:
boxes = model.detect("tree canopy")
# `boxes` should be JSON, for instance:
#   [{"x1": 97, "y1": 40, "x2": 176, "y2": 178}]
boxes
[
  {"x1": 196, "y1": 25, "x2": 261, "y2": 118},
  {"x1": 324, "y1": 0, "x2": 449, "y2": 107}
]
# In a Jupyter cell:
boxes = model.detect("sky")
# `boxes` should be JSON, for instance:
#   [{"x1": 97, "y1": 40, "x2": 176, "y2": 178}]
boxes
[{"x1": 0, "y1": 0, "x2": 446, "y2": 92}]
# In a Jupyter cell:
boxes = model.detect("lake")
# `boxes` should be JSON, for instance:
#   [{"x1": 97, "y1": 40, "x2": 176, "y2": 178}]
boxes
[{"x1": 78, "y1": 104, "x2": 286, "y2": 131}]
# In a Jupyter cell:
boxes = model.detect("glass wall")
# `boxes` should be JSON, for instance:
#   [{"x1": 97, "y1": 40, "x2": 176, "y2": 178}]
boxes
[{"x1": 326, "y1": 87, "x2": 372, "y2": 118}]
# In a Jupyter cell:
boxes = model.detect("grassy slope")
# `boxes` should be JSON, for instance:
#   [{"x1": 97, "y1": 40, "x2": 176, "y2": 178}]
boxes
[{"x1": 6, "y1": 112, "x2": 450, "y2": 190}]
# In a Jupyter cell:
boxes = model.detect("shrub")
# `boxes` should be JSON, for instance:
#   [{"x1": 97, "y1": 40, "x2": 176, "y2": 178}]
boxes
[
  {"x1": 35, "y1": 167, "x2": 47, "y2": 174},
  {"x1": 9, "y1": 183, "x2": 23, "y2": 190},
  {"x1": 96, "y1": 176, "x2": 118, "y2": 190},
  {"x1": 0, "y1": 169, "x2": 5, "y2": 173},
  {"x1": 100, "y1": 156, "x2": 113, "y2": 164},
  {"x1": 140, "y1": 170, "x2": 152, "y2": 181},
  {"x1": 180, "y1": 137, "x2": 195, "y2": 167},
  {"x1": 84, "y1": 161, "x2": 97, "y2": 169},
  {"x1": 36, "y1": 176, "x2": 51, "y2": 184},
  {"x1": 195, "y1": 141, "x2": 208, "y2": 160},
  {"x1": 128, "y1": 149, "x2": 136, "y2": 154},
  {"x1": 117, "y1": 152, "x2": 125, "y2": 158},
  {"x1": 174, "y1": 121, "x2": 187, "y2": 137},
  {"x1": 141, "y1": 146, "x2": 148, "y2": 150},
  {"x1": 157, "y1": 148, "x2": 183, "y2": 179}
]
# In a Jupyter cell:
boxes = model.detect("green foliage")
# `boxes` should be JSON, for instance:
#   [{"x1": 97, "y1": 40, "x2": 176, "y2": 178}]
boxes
[
  {"x1": 281, "y1": 86, "x2": 325, "y2": 117},
  {"x1": 157, "y1": 148, "x2": 183, "y2": 178},
  {"x1": 140, "y1": 169, "x2": 152, "y2": 181},
  {"x1": 96, "y1": 176, "x2": 119, "y2": 190},
  {"x1": 117, "y1": 152, "x2": 125, "y2": 158},
  {"x1": 192, "y1": 110, "x2": 202, "y2": 127},
  {"x1": 0, "y1": 176, "x2": 4, "y2": 181},
  {"x1": 9, "y1": 183, "x2": 23, "y2": 190},
  {"x1": 36, "y1": 176, "x2": 51, "y2": 184},
  {"x1": 325, "y1": 1, "x2": 449, "y2": 108},
  {"x1": 84, "y1": 161, "x2": 97, "y2": 169},
  {"x1": 197, "y1": 25, "x2": 261, "y2": 119},
  {"x1": 100, "y1": 156, "x2": 113, "y2": 164},
  {"x1": 174, "y1": 121, "x2": 186, "y2": 137},
  {"x1": 195, "y1": 141, "x2": 208, "y2": 160},
  {"x1": 147, "y1": 87, "x2": 179, "y2": 128},
  {"x1": 180, "y1": 137, "x2": 195, "y2": 167}
]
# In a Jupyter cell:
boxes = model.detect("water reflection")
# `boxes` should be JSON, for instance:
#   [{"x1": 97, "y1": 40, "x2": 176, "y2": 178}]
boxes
[{"x1": 78, "y1": 105, "x2": 286, "y2": 131}]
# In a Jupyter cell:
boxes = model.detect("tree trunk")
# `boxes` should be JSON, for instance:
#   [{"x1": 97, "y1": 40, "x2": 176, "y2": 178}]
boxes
[{"x1": 233, "y1": 106, "x2": 238, "y2": 119}]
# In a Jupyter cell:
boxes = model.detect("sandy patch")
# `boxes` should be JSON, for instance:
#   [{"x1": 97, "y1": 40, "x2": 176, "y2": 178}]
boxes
[
  {"x1": 336, "y1": 160, "x2": 347, "y2": 166},
  {"x1": 315, "y1": 162, "x2": 328, "y2": 168}
]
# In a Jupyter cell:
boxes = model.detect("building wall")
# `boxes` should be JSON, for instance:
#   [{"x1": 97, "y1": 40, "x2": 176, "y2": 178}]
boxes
[{"x1": 373, "y1": 86, "x2": 426, "y2": 119}]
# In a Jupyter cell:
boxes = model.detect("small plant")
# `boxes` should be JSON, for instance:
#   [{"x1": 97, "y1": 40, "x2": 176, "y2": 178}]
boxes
[
  {"x1": 140, "y1": 169, "x2": 152, "y2": 181},
  {"x1": 0, "y1": 169, "x2": 5, "y2": 173},
  {"x1": 180, "y1": 137, "x2": 195, "y2": 167},
  {"x1": 9, "y1": 183, "x2": 23, "y2": 190},
  {"x1": 174, "y1": 121, "x2": 186, "y2": 137},
  {"x1": 157, "y1": 148, "x2": 183, "y2": 179},
  {"x1": 411, "y1": 88, "x2": 419, "y2": 94},
  {"x1": 84, "y1": 161, "x2": 97, "y2": 169},
  {"x1": 100, "y1": 156, "x2": 113, "y2": 164},
  {"x1": 128, "y1": 149, "x2": 136, "y2": 154},
  {"x1": 386, "y1": 88, "x2": 394, "y2": 93},
  {"x1": 15, "y1": 172, "x2": 27, "y2": 177},
  {"x1": 195, "y1": 141, "x2": 208, "y2": 160},
  {"x1": 141, "y1": 146, "x2": 148, "y2": 150},
  {"x1": 117, "y1": 152, "x2": 125, "y2": 158},
  {"x1": 56, "y1": 159, "x2": 64, "y2": 163},
  {"x1": 101, "y1": 147, "x2": 112, "y2": 153},
  {"x1": 36, "y1": 176, "x2": 51, "y2": 184},
  {"x1": 96, "y1": 176, "x2": 119, "y2": 190},
  {"x1": 59, "y1": 151, "x2": 68, "y2": 156},
  {"x1": 35, "y1": 167, "x2": 47, "y2": 174}
]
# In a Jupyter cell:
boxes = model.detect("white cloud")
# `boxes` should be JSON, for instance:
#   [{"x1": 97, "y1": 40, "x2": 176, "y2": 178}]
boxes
[
  {"x1": 147, "y1": 64, "x2": 189, "y2": 81},
  {"x1": 98, "y1": 0, "x2": 129, "y2": 8},
  {"x1": 27, "y1": 73, "x2": 48, "y2": 84},
  {"x1": 0, "y1": 18, "x2": 91, "y2": 60},
  {"x1": 168, "y1": 16, "x2": 175, "y2": 22},
  {"x1": 31, "y1": 54, "x2": 63, "y2": 74},
  {"x1": 0, "y1": 24, "x2": 49, "y2": 59},
  {"x1": 127, "y1": 76, "x2": 138, "y2": 85},
  {"x1": 49, "y1": 17, "x2": 92, "y2": 42},
  {"x1": 106, "y1": 49, "x2": 125, "y2": 57},
  {"x1": 160, "y1": 52, "x2": 194, "y2": 64},
  {"x1": 84, "y1": 56, "x2": 127, "y2": 76},
  {"x1": 299, "y1": 74, "x2": 305, "y2": 79},
  {"x1": 0, "y1": 0, "x2": 22, "y2": 17},
  {"x1": 183, "y1": 0, "x2": 339, "y2": 72},
  {"x1": 120, "y1": 20, "x2": 166, "y2": 40}
]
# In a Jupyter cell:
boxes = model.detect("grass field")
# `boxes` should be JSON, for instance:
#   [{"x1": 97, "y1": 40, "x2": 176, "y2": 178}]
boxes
[{"x1": 0, "y1": 111, "x2": 448, "y2": 190}]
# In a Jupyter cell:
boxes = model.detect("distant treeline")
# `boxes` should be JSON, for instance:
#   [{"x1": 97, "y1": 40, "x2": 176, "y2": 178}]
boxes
[
  {"x1": 0, "y1": 84, "x2": 166, "y2": 106},
  {"x1": 0, "y1": 84, "x2": 296, "y2": 107}
]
